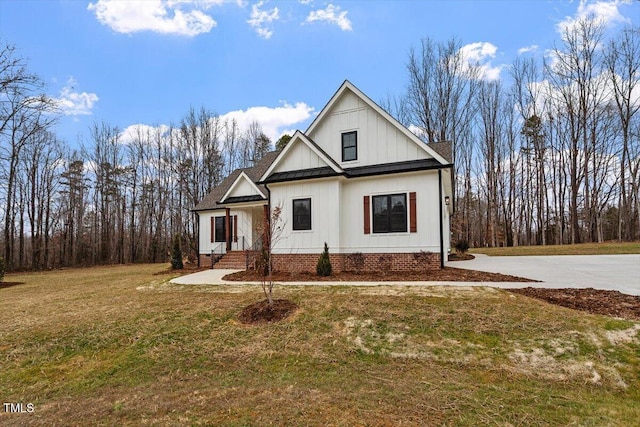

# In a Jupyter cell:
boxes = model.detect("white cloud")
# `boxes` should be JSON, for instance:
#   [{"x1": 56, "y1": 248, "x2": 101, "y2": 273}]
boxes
[
  {"x1": 220, "y1": 101, "x2": 314, "y2": 141},
  {"x1": 87, "y1": 0, "x2": 221, "y2": 36},
  {"x1": 247, "y1": 1, "x2": 279, "y2": 39},
  {"x1": 116, "y1": 102, "x2": 313, "y2": 146},
  {"x1": 518, "y1": 45, "x2": 539, "y2": 55},
  {"x1": 120, "y1": 123, "x2": 171, "y2": 144},
  {"x1": 306, "y1": 3, "x2": 352, "y2": 31},
  {"x1": 557, "y1": 0, "x2": 631, "y2": 34},
  {"x1": 53, "y1": 77, "x2": 99, "y2": 116},
  {"x1": 459, "y1": 42, "x2": 503, "y2": 81}
]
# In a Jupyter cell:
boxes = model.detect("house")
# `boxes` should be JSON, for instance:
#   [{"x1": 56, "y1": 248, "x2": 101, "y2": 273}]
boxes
[{"x1": 193, "y1": 80, "x2": 454, "y2": 272}]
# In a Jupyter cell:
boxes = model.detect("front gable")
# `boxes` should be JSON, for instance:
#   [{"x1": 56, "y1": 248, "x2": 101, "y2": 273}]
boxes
[
  {"x1": 220, "y1": 171, "x2": 265, "y2": 203},
  {"x1": 260, "y1": 131, "x2": 342, "y2": 182},
  {"x1": 307, "y1": 81, "x2": 449, "y2": 168}
]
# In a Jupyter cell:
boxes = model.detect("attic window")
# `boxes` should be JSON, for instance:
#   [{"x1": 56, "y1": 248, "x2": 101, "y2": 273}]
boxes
[{"x1": 342, "y1": 131, "x2": 357, "y2": 162}]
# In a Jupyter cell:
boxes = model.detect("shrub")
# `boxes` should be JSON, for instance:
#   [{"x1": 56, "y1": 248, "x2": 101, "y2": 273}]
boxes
[
  {"x1": 0, "y1": 256, "x2": 5, "y2": 283},
  {"x1": 455, "y1": 240, "x2": 470, "y2": 254},
  {"x1": 316, "y1": 242, "x2": 332, "y2": 276},
  {"x1": 171, "y1": 234, "x2": 184, "y2": 270}
]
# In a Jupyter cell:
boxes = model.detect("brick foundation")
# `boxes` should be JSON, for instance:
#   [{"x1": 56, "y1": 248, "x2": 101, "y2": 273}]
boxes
[
  {"x1": 271, "y1": 252, "x2": 441, "y2": 273},
  {"x1": 200, "y1": 251, "x2": 442, "y2": 272}
]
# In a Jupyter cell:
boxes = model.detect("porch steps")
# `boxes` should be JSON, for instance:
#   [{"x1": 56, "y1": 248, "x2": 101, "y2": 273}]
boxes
[{"x1": 213, "y1": 251, "x2": 247, "y2": 269}]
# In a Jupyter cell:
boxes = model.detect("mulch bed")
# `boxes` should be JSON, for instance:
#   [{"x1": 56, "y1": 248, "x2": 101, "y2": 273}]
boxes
[
  {"x1": 448, "y1": 253, "x2": 475, "y2": 261},
  {"x1": 224, "y1": 267, "x2": 537, "y2": 283},
  {"x1": 153, "y1": 265, "x2": 209, "y2": 276},
  {"x1": 238, "y1": 299, "x2": 299, "y2": 324},
  {"x1": 508, "y1": 287, "x2": 640, "y2": 320}
]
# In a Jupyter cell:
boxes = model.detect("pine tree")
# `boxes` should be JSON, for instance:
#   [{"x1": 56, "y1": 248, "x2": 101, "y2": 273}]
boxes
[
  {"x1": 316, "y1": 242, "x2": 332, "y2": 276},
  {"x1": 171, "y1": 234, "x2": 183, "y2": 270}
]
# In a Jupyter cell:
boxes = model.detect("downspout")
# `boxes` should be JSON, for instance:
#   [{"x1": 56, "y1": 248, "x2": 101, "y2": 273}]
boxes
[
  {"x1": 264, "y1": 183, "x2": 271, "y2": 248},
  {"x1": 438, "y1": 169, "x2": 445, "y2": 269},
  {"x1": 194, "y1": 211, "x2": 200, "y2": 267}
]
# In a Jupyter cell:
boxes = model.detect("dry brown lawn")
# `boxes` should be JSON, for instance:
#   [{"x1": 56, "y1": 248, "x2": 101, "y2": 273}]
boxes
[{"x1": 1, "y1": 264, "x2": 638, "y2": 426}]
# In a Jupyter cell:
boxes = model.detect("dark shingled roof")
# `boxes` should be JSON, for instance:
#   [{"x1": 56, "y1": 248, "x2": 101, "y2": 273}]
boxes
[
  {"x1": 427, "y1": 141, "x2": 453, "y2": 163},
  {"x1": 193, "y1": 150, "x2": 279, "y2": 211}
]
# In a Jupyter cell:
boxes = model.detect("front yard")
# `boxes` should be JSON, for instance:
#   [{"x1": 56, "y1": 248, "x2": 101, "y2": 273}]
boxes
[{"x1": 1, "y1": 264, "x2": 638, "y2": 426}]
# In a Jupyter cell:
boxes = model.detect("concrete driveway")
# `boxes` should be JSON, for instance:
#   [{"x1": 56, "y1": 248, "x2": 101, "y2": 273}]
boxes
[{"x1": 452, "y1": 254, "x2": 640, "y2": 296}]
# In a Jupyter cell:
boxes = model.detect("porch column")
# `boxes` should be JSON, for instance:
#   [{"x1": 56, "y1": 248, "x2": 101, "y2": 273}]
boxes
[
  {"x1": 263, "y1": 205, "x2": 270, "y2": 249},
  {"x1": 225, "y1": 208, "x2": 231, "y2": 252}
]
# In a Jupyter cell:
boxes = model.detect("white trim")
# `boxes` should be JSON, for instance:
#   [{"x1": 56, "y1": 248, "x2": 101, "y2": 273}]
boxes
[
  {"x1": 219, "y1": 171, "x2": 266, "y2": 203},
  {"x1": 306, "y1": 80, "x2": 449, "y2": 166},
  {"x1": 260, "y1": 130, "x2": 343, "y2": 182}
]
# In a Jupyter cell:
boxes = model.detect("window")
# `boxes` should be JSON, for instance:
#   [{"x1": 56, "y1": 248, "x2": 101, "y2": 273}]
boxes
[
  {"x1": 292, "y1": 198, "x2": 311, "y2": 230},
  {"x1": 372, "y1": 194, "x2": 407, "y2": 233},
  {"x1": 214, "y1": 217, "x2": 225, "y2": 242},
  {"x1": 342, "y1": 131, "x2": 357, "y2": 161}
]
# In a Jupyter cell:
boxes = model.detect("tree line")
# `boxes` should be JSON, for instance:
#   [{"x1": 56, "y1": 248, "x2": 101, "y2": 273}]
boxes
[
  {"x1": 1, "y1": 18, "x2": 638, "y2": 271},
  {"x1": 384, "y1": 19, "x2": 639, "y2": 247},
  {"x1": 0, "y1": 41, "x2": 271, "y2": 271}
]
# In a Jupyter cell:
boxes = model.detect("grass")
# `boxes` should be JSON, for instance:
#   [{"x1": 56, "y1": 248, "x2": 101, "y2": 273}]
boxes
[
  {"x1": 1, "y1": 264, "x2": 639, "y2": 426},
  {"x1": 469, "y1": 241, "x2": 640, "y2": 256}
]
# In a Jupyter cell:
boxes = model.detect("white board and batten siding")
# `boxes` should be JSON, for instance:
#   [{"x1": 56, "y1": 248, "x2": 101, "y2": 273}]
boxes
[
  {"x1": 308, "y1": 89, "x2": 431, "y2": 168},
  {"x1": 270, "y1": 171, "x2": 444, "y2": 256},
  {"x1": 198, "y1": 209, "x2": 254, "y2": 254},
  {"x1": 271, "y1": 137, "x2": 328, "y2": 174},
  {"x1": 341, "y1": 171, "x2": 441, "y2": 254},
  {"x1": 269, "y1": 178, "x2": 341, "y2": 255}
]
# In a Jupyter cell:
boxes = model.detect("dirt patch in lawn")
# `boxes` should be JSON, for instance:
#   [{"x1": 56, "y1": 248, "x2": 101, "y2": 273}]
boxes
[
  {"x1": 0, "y1": 281, "x2": 25, "y2": 289},
  {"x1": 508, "y1": 287, "x2": 640, "y2": 320},
  {"x1": 224, "y1": 267, "x2": 536, "y2": 283},
  {"x1": 238, "y1": 299, "x2": 299, "y2": 324}
]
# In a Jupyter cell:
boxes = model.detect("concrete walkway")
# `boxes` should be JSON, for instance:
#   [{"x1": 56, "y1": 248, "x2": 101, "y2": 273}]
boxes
[
  {"x1": 169, "y1": 254, "x2": 640, "y2": 295},
  {"x1": 169, "y1": 268, "x2": 526, "y2": 288}
]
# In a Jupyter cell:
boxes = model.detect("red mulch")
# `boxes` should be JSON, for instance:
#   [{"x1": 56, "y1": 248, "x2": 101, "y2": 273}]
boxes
[
  {"x1": 238, "y1": 299, "x2": 299, "y2": 324},
  {"x1": 223, "y1": 267, "x2": 536, "y2": 283},
  {"x1": 508, "y1": 287, "x2": 640, "y2": 320}
]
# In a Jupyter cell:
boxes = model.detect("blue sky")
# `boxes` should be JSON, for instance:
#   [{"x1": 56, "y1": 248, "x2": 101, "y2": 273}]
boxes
[{"x1": 1, "y1": 0, "x2": 638, "y2": 145}]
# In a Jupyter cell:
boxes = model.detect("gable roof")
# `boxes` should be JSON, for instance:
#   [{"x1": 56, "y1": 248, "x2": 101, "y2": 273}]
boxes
[
  {"x1": 306, "y1": 80, "x2": 450, "y2": 166},
  {"x1": 193, "y1": 150, "x2": 279, "y2": 211},
  {"x1": 259, "y1": 130, "x2": 342, "y2": 182},
  {"x1": 428, "y1": 141, "x2": 453, "y2": 163},
  {"x1": 219, "y1": 171, "x2": 266, "y2": 203}
]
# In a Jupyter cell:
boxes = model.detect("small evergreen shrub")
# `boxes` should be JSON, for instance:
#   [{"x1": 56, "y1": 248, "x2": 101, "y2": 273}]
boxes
[
  {"x1": 455, "y1": 240, "x2": 470, "y2": 254},
  {"x1": 316, "y1": 242, "x2": 332, "y2": 276},
  {"x1": 0, "y1": 256, "x2": 5, "y2": 283},
  {"x1": 171, "y1": 234, "x2": 184, "y2": 270}
]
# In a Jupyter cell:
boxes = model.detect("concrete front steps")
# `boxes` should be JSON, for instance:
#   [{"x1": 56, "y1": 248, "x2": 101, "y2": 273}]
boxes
[{"x1": 213, "y1": 251, "x2": 247, "y2": 269}]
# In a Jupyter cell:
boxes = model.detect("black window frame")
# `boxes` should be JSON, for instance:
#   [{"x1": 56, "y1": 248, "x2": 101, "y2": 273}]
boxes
[
  {"x1": 292, "y1": 198, "x2": 312, "y2": 231},
  {"x1": 372, "y1": 193, "x2": 407, "y2": 234},
  {"x1": 214, "y1": 216, "x2": 226, "y2": 242},
  {"x1": 341, "y1": 131, "x2": 357, "y2": 162}
]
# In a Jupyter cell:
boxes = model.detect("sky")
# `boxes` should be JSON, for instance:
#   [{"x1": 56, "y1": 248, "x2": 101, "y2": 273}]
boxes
[{"x1": 0, "y1": 0, "x2": 638, "y2": 146}]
